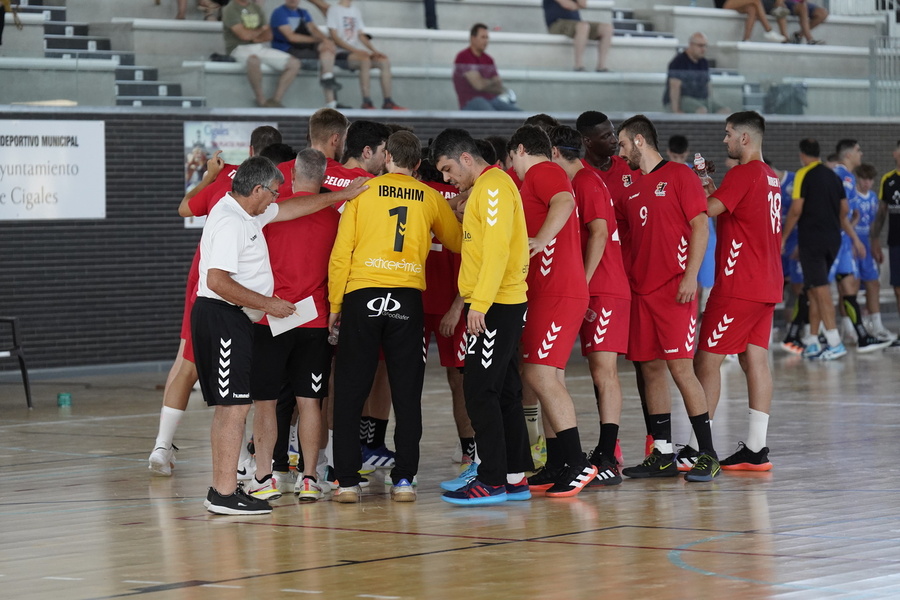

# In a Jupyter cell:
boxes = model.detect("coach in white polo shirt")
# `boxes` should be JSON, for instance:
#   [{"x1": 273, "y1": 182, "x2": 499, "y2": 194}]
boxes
[{"x1": 193, "y1": 155, "x2": 366, "y2": 515}]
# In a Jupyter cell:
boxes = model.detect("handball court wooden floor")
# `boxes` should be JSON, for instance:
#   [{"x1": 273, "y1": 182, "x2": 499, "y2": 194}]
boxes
[{"x1": 2, "y1": 340, "x2": 900, "y2": 600}]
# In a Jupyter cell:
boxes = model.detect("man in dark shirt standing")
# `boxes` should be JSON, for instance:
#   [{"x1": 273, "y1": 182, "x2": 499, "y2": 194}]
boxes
[
  {"x1": 664, "y1": 32, "x2": 729, "y2": 114},
  {"x1": 453, "y1": 23, "x2": 520, "y2": 111}
]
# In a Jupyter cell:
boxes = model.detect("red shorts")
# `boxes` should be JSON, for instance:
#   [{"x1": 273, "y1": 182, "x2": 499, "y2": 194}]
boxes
[
  {"x1": 579, "y1": 294, "x2": 631, "y2": 356},
  {"x1": 180, "y1": 267, "x2": 200, "y2": 363},
  {"x1": 626, "y1": 278, "x2": 698, "y2": 362},
  {"x1": 424, "y1": 312, "x2": 465, "y2": 368},
  {"x1": 698, "y1": 294, "x2": 775, "y2": 354},
  {"x1": 521, "y1": 295, "x2": 587, "y2": 369}
]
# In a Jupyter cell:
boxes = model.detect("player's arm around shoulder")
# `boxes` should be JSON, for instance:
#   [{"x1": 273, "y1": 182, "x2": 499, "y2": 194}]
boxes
[
  {"x1": 328, "y1": 197, "x2": 360, "y2": 314},
  {"x1": 428, "y1": 187, "x2": 463, "y2": 253}
]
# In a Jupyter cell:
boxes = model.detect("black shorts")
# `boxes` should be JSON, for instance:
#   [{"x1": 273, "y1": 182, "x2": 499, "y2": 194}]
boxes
[
  {"x1": 799, "y1": 242, "x2": 840, "y2": 288},
  {"x1": 335, "y1": 51, "x2": 357, "y2": 72},
  {"x1": 250, "y1": 324, "x2": 333, "y2": 399},
  {"x1": 191, "y1": 297, "x2": 254, "y2": 406},
  {"x1": 286, "y1": 44, "x2": 321, "y2": 71}
]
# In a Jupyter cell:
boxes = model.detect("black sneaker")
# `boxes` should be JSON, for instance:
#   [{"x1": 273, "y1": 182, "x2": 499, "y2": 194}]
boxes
[
  {"x1": 545, "y1": 463, "x2": 598, "y2": 497},
  {"x1": 857, "y1": 335, "x2": 892, "y2": 354},
  {"x1": 684, "y1": 452, "x2": 721, "y2": 482},
  {"x1": 621, "y1": 448, "x2": 677, "y2": 479},
  {"x1": 206, "y1": 486, "x2": 272, "y2": 515},
  {"x1": 527, "y1": 465, "x2": 566, "y2": 491},
  {"x1": 886, "y1": 339, "x2": 900, "y2": 353},
  {"x1": 319, "y1": 75, "x2": 343, "y2": 91},
  {"x1": 675, "y1": 445, "x2": 699, "y2": 472},
  {"x1": 588, "y1": 455, "x2": 622, "y2": 487},
  {"x1": 720, "y1": 442, "x2": 772, "y2": 471}
]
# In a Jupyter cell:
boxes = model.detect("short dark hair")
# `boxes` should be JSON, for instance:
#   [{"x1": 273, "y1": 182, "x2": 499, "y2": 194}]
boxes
[
  {"x1": 668, "y1": 134, "x2": 689, "y2": 155},
  {"x1": 309, "y1": 108, "x2": 349, "y2": 146},
  {"x1": 475, "y1": 139, "x2": 497, "y2": 165},
  {"x1": 430, "y1": 128, "x2": 482, "y2": 163},
  {"x1": 575, "y1": 110, "x2": 610, "y2": 134},
  {"x1": 417, "y1": 151, "x2": 444, "y2": 184},
  {"x1": 385, "y1": 123, "x2": 414, "y2": 134},
  {"x1": 855, "y1": 163, "x2": 877, "y2": 181},
  {"x1": 548, "y1": 125, "x2": 583, "y2": 161},
  {"x1": 726, "y1": 111, "x2": 766, "y2": 135},
  {"x1": 250, "y1": 126, "x2": 282, "y2": 156},
  {"x1": 344, "y1": 120, "x2": 392, "y2": 160},
  {"x1": 509, "y1": 125, "x2": 552, "y2": 159},
  {"x1": 259, "y1": 143, "x2": 296, "y2": 165},
  {"x1": 386, "y1": 130, "x2": 421, "y2": 170},
  {"x1": 470, "y1": 23, "x2": 488, "y2": 37},
  {"x1": 484, "y1": 135, "x2": 508, "y2": 164},
  {"x1": 617, "y1": 114, "x2": 659, "y2": 150},
  {"x1": 232, "y1": 156, "x2": 283, "y2": 197},
  {"x1": 836, "y1": 138, "x2": 859, "y2": 157},
  {"x1": 523, "y1": 113, "x2": 560, "y2": 132},
  {"x1": 799, "y1": 138, "x2": 820, "y2": 158},
  {"x1": 294, "y1": 148, "x2": 327, "y2": 184},
  {"x1": 826, "y1": 153, "x2": 839, "y2": 163}
]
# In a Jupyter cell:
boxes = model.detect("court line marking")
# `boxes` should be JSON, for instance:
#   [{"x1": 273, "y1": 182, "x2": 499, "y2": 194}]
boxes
[
  {"x1": 281, "y1": 590, "x2": 323, "y2": 595},
  {"x1": 0, "y1": 412, "x2": 162, "y2": 430}
]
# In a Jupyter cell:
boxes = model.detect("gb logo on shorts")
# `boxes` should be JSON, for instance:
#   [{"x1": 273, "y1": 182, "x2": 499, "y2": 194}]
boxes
[{"x1": 367, "y1": 292, "x2": 402, "y2": 317}]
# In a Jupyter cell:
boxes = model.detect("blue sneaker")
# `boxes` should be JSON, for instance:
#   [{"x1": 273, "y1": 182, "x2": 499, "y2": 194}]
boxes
[
  {"x1": 802, "y1": 341, "x2": 824, "y2": 359},
  {"x1": 440, "y1": 460, "x2": 479, "y2": 491},
  {"x1": 818, "y1": 342, "x2": 847, "y2": 360},
  {"x1": 504, "y1": 476, "x2": 532, "y2": 501},
  {"x1": 442, "y1": 479, "x2": 508, "y2": 506},
  {"x1": 361, "y1": 445, "x2": 395, "y2": 470}
]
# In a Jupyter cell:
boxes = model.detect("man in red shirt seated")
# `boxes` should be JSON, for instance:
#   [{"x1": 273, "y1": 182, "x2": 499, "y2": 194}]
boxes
[{"x1": 453, "y1": 23, "x2": 521, "y2": 112}]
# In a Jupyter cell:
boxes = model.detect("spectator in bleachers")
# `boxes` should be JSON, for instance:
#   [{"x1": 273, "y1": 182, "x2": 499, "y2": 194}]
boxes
[
  {"x1": 542, "y1": 0, "x2": 613, "y2": 72},
  {"x1": 271, "y1": 0, "x2": 343, "y2": 109},
  {"x1": 223, "y1": 0, "x2": 301, "y2": 108},
  {"x1": 0, "y1": 0, "x2": 23, "y2": 45},
  {"x1": 663, "y1": 33, "x2": 730, "y2": 114},
  {"x1": 715, "y1": 0, "x2": 785, "y2": 42},
  {"x1": 453, "y1": 23, "x2": 521, "y2": 111},
  {"x1": 770, "y1": 0, "x2": 828, "y2": 44},
  {"x1": 326, "y1": 0, "x2": 406, "y2": 109}
]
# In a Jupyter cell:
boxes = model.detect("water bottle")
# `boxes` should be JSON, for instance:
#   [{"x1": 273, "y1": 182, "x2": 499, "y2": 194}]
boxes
[
  {"x1": 328, "y1": 322, "x2": 340, "y2": 345},
  {"x1": 693, "y1": 153, "x2": 708, "y2": 178}
]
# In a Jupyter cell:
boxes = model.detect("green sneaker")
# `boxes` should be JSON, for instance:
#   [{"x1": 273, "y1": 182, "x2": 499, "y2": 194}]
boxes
[{"x1": 684, "y1": 452, "x2": 721, "y2": 482}]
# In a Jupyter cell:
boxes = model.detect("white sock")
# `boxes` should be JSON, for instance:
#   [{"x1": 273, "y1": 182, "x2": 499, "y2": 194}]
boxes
[
  {"x1": 801, "y1": 324, "x2": 811, "y2": 338},
  {"x1": 321, "y1": 72, "x2": 334, "y2": 80},
  {"x1": 523, "y1": 404, "x2": 540, "y2": 445},
  {"x1": 746, "y1": 409, "x2": 769, "y2": 452},
  {"x1": 507, "y1": 472, "x2": 524, "y2": 484},
  {"x1": 325, "y1": 100, "x2": 337, "y2": 108},
  {"x1": 871, "y1": 312, "x2": 884, "y2": 331},
  {"x1": 154, "y1": 406, "x2": 184, "y2": 449},
  {"x1": 841, "y1": 316, "x2": 854, "y2": 335},
  {"x1": 653, "y1": 440, "x2": 674, "y2": 454},
  {"x1": 824, "y1": 328, "x2": 841, "y2": 348},
  {"x1": 325, "y1": 429, "x2": 334, "y2": 465},
  {"x1": 802, "y1": 334, "x2": 819, "y2": 346}
]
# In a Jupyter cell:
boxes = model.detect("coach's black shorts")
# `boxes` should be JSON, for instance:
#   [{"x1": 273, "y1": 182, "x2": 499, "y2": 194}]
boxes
[
  {"x1": 250, "y1": 324, "x2": 332, "y2": 399},
  {"x1": 799, "y1": 242, "x2": 840, "y2": 288},
  {"x1": 191, "y1": 297, "x2": 254, "y2": 406}
]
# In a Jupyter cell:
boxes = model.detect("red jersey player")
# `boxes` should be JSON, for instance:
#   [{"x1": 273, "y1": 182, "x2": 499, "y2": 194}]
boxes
[
  {"x1": 509, "y1": 125, "x2": 598, "y2": 498},
  {"x1": 615, "y1": 115, "x2": 719, "y2": 483},
  {"x1": 549, "y1": 125, "x2": 629, "y2": 486},
  {"x1": 694, "y1": 111, "x2": 782, "y2": 472}
]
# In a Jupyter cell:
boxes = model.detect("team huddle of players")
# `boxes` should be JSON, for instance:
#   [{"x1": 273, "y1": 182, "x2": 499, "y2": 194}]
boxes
[{"x1": 149, "y1": 107, "x2": 795, "y2": 514}]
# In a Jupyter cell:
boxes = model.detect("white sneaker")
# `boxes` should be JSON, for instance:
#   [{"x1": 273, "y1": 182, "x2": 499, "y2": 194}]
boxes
[
  {"x1": 333, "y1": 484, "x2": 362, "y2": 503},
  {"x1": 247, "y1": 474, "x2": 282, "y2": 500},
  {"x1": 148, "y1": 445, "x2": 176, "y2": 476},
  {"x1": 295, "y1": 475, "x2": 324, "y2": 502},
  {"x1": 390, "y1": 478, "x2": 417, "y2": 502},
  {"x1": 384, "y1": 474, "x2": 418, "y2": 486},
  {"x1": 763, "y1": 30, "x2": 787, "y2": 42},
  {"x1": 274, "y1": 470, "x2": 297, "y2": 494},
  {"x1": 873, "y1": 328, "x2": 897, "y2": 342},
  {"x1": 237, "y1": 456, "x2": 256, "y2": 481}
]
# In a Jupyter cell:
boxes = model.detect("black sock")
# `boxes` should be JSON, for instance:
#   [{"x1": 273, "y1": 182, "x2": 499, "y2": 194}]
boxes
[
  {"x1": 460, "y1": 437, "x2": 476, "y2": 461},
  {"x1": 688, "y1": 412, "x2": 715, "y2": 455},
  {"x1": 599, "y1": 423, "x2": 619, "y2": 461},
  {"x1": 786, "y1": 292, "x2": 809, "y2": 340},
  {"x1": 545, "y1": 437, "x2": 564, "y2": 469},
  {"x1": 635, "y1": 363, "x2": 652, "y2": 435},
  {"x1": 843, "y1": 295, "x2": 869, "y2": 338},
  {"x1": 359, "y1": 416, "x2": 375, "y2": 444},
  {"x1": 368, "y1": 418, "x2": 389, "y2": 449},
  {"x1": 555, "y1": 427, "x2": 588, "y2": 468},
  {"x1": 649, "y1": 413, "x2": 672, "y2": 449}
]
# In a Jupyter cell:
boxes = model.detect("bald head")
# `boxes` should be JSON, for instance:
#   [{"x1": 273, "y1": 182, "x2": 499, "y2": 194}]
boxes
[{"x1": 686, "y1": 32, "x2": 708, "y2": 62}]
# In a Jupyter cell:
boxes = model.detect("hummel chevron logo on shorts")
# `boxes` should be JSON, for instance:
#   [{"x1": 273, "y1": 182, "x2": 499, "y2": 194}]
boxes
[
  {"x1": 538, "y1": 322, "x2": 561, "y2": 359},
  {"x1": 706, "y1": 314, "x2": 734, "y2": 348},
  {"x1": 218, "y1": 338, "x2": 231, "y2": 398},
  {"x1": 481, "y1": 329, "x2": 496, "y2": 368},
  {"x1": 685, "y1": 316, "x2": 697, "y2": 352}
]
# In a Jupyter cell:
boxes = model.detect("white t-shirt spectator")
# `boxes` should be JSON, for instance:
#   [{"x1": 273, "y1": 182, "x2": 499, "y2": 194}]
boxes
[
  {"x1": 327, "y1": 3, "x2": 366, "y2": 51},
  {"x1": 198, "y1": 192, "x2": 279, "y2": 322}
]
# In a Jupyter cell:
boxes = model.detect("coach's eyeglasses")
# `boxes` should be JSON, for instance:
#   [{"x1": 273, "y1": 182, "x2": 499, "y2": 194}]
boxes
[{"x1": 261, "y1": 185, "x2": 279, "y2": 198}]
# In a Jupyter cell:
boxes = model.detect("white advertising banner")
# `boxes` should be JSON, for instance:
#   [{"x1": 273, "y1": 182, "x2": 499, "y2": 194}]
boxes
[
  {"x1": 183, "y1": 120, "x2": 276, "y2": 229},
  {"x1": 0, "y1": 120, "x2": 106, "y2": 220}
]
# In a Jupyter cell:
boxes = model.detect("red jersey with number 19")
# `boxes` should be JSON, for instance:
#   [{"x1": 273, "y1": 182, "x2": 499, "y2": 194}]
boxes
[
  {"x1": 623, "y1": 161, "x2": 708, "y2": 295},
  {"x1": 520, "y1": 161, "x2": 588, "y2": 300},
  {"x1": 709, "y1": 160, "x2": 783, "y2": 303},
  {"x1": 572, "y1": 168, "x2": 630, "y2": 299}
]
